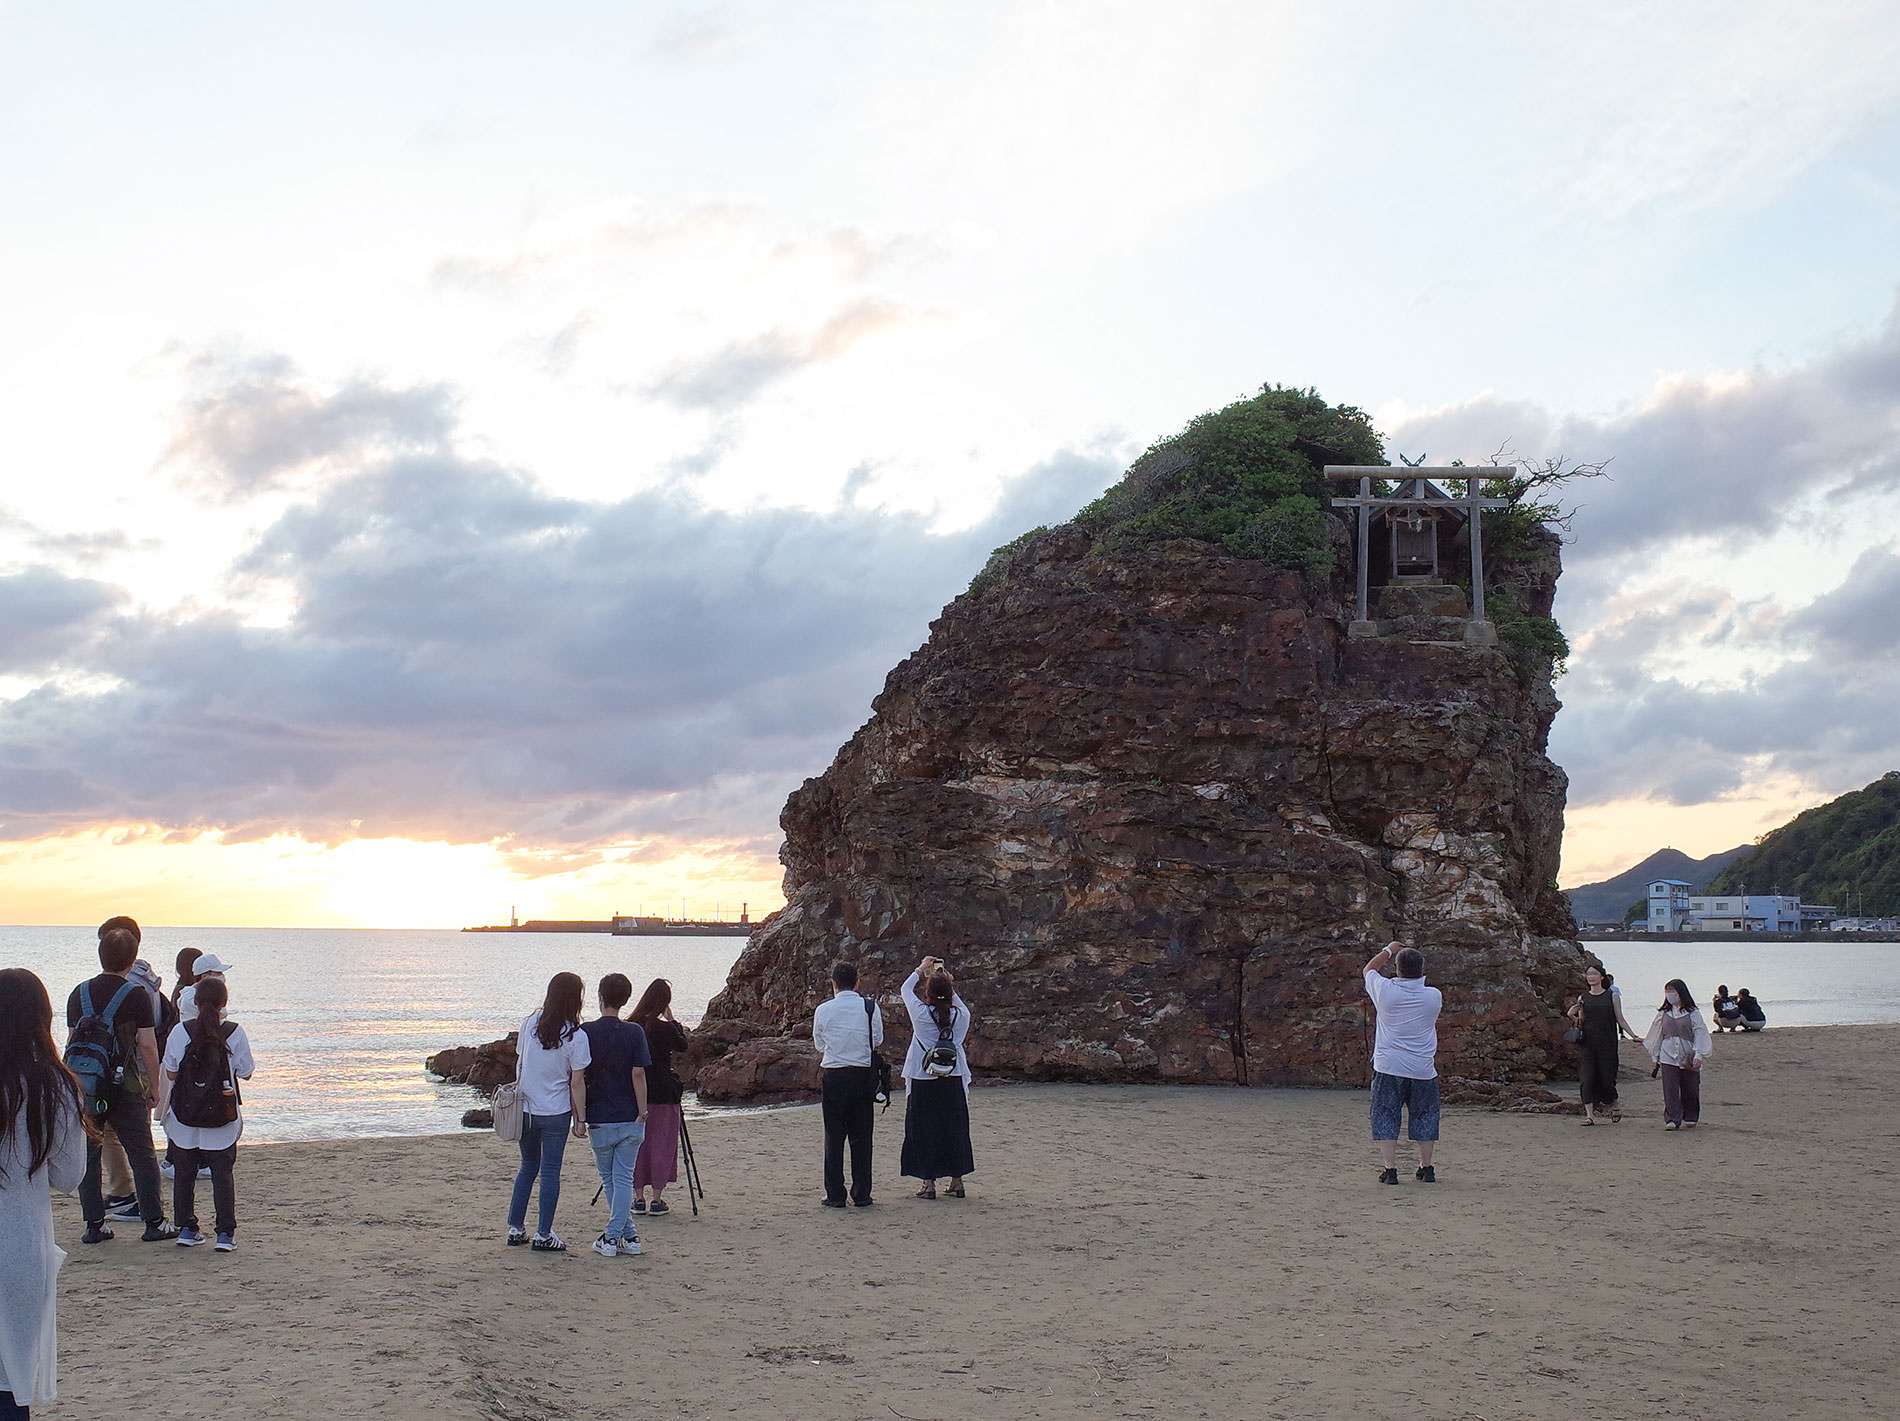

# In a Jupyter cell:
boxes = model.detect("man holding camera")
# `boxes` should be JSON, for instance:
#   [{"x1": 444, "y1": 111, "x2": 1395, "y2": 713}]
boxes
[
  {"x1": 1362, "y1": 940, "x2": 1442, "y2": 1185},
  {"x1": 811, "y1": 960, "x2": 883, "y2": 1209}
]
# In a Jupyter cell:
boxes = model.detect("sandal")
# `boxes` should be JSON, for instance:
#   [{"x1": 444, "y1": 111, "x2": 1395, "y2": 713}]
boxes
[
  {"x1": 945, "y1": 1184, "x2": 965, "y2": 1198},
  {"x1": 1610, "y1": 1108, "x2": 1622, "y2": 1123},
  {"x1": 915, "y1": 1184, "x2": 937, "y2": 1199},
  {"x1": 1579, "y1": 1118, "x2": 1595, "y2": 1126}
]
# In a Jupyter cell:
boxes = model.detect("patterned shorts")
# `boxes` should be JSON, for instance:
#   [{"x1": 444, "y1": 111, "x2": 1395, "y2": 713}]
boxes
[{"x1": 1370, "y1": 1071, "x2": 1441, "y2": 1142}]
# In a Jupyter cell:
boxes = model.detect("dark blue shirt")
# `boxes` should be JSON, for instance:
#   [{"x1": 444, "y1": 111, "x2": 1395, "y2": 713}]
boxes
[{"x1": 580, "y1": 1016, "x2": 651, "y2": 1124}]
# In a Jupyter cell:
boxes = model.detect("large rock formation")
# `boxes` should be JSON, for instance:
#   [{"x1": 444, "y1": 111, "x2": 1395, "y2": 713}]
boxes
[{"x1": 691, "y1": 401, "x2": 1590, "y2": 1099}]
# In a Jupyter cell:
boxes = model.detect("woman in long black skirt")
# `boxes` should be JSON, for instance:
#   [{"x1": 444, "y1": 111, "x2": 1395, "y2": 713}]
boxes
[
  {"x1": 900, "y1": 955, "x2": 973, "y2": 1199},
  {"x1": 1568, "y1": 962, "x2": 1635, "y2": 1125}
]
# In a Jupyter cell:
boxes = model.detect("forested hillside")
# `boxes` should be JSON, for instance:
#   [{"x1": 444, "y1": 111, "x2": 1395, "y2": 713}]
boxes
[{"x1": 1709, "y1": 771, "x2": 1900, "y2": 915}]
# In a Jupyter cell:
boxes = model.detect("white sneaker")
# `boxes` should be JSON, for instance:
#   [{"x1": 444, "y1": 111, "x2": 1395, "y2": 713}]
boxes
[
  {"x1": 160, "y1": 1161, "x2": 176, "y2": 1180},
  {"x1": 591, "y1": 1234, "x2": 617, "y2": 1257},
  {"x1": 619, "y1": 1233, "x2": 642, "y2": 1256}
]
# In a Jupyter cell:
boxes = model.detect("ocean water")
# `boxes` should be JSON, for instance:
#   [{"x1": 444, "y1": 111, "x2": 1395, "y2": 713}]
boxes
[
  {"x1": 0, "y1": 926, "x2": 745, "y2": 1143},
  {"x1": 4, "y1": 926, "x2": 1896, "y2": 1142}
]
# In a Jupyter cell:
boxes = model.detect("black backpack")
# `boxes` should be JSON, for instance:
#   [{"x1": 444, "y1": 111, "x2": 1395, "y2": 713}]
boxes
[
  {"x1": 170, "y1": 1021, "x2": 241, "y2": 1129},
  {"x1": 64, "y1": 981, "x2": 138, "y2": 1118}
]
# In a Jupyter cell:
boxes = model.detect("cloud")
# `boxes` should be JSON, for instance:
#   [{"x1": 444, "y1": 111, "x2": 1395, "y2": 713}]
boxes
[
  {"x1": 0, "y1": 568, "x2": 124, "y2": 672},
  {"x1": 647, "y1": 296, "x2": 921, "y2": 411},
  {"x1": 0, "y1": 367, "x2": 1116, "y2": 849},
  {"x1": 1389, "y1": 299, "x2": 1900, "y2": 558},
  {"x1": 166, "y1": 355, "x2": 457, "y2": 501}
]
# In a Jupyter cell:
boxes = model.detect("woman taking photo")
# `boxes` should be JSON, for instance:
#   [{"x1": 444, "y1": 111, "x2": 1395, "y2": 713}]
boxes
[
  {"x1": 161, "y1": 976, "x2": 255, "y2": 1250},
  {"x1": 900, "y1": 955, "x2": 973, "y2": 1199},
  {"x1": 1643, "y1": 978, "x2": 1714, "y2": 1131},
  {"x1": 507, "y1": 973, "x2": 591, "y2": 1252},
  {"x1": 629, "y1": 979, "x2": 689, "y2": 1217},
  {"x1": 1567, "y1": 963, "x2": 1635, "y2": 1125},
  {"x1": 0, "y1": 968, "x2": 93, "y2": 1418}
]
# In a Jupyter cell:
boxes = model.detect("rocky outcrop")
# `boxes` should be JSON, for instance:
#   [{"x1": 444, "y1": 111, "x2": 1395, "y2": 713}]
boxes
[
  {"x1": 426, "y1": 1034, "x2": 518, "y2": 1093},
  {"x1": 692, "y1": 506, "x2": 1589, "y2": 1098}
]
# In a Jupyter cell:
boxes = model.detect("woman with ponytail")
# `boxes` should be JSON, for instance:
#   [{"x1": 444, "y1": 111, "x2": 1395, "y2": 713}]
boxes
[
  {"x1": 0, "y1": 968, "x2": 95, "y2": 1417},
  {"x1": 505, "y1": 972, "x2": 591, "y2": 1252},
  {"x1": 161, "y1": 975, "x2": 255, "y2": 1251},
  {"x1": 899, "y1": 955, "x2": 975, "y2": 1200}
]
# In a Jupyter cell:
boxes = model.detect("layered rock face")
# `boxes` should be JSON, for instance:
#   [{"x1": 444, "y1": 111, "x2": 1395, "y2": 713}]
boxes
[{"x1": 692, "y1": 522, "x2": 1587, "y2": 1099}]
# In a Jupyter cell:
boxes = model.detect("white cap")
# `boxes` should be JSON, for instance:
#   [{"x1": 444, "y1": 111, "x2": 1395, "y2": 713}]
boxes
[{"x1": 192, "y1": 954, "x2": 234, "y2": 975}]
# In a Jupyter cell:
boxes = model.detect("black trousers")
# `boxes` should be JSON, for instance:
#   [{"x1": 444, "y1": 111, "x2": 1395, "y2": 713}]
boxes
[
  {"x1": 821, "y1": 1067, "x2": 876, "y2": 1204},
  {"x1": 78, "y1": 1091, "x2": 163, "y2": 1226},
  {"x1": 1578, "y1": 1040, "x2": 1619, "y2": 1105},
  {"x1": 173, "y1": 1144, "x2": 238, "y2": 1237}
]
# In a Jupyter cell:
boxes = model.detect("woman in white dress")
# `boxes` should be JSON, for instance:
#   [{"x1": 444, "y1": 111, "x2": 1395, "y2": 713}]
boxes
[{"x1": 0, "y1": 968, "x2": 92, "y2": 1418}]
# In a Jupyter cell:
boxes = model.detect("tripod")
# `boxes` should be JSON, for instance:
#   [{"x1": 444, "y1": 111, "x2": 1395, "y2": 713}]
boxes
[{"x1": 679, "y1": 1114, "x2": 704, "y2": 1216}]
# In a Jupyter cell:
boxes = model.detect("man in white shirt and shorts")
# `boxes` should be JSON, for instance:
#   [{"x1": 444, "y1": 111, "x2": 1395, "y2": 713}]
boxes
[{"x1": 1362, "y1": 940, "x2": 1443, "y2": 1185}]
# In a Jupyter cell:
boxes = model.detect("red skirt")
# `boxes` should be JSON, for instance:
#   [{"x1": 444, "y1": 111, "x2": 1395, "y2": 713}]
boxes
[{"x1": 633, "y1": 1103, "x2": 681, "y2": 1188}]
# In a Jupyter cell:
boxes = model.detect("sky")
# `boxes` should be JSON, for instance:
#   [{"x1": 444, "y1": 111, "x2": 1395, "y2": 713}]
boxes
[{"x1": 4, "y1": 1, "x2": 1900, "y2": 926}]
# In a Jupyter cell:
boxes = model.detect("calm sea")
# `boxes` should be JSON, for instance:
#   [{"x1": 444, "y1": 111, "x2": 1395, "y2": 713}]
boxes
[
  {"x1": 0, "y1": 926, "x2": 745, "y2": 1144},
  {"x1": 3, "y1": 927, "x2": 1896, "y2": 1142}
]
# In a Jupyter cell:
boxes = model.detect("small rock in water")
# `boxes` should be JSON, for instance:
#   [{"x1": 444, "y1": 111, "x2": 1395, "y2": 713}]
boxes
[{"x1": 461, "y1": 1107, "x2": 493, "y2": 1129}]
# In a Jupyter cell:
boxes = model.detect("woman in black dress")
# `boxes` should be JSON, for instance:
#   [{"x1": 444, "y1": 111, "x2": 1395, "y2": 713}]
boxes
[
  {"x1": 1569, "y1": 963, "x2": 1636, "y2": 1125},
  {"x1": 900, "y1": 955, "x2": 974, "y2": 1199}
]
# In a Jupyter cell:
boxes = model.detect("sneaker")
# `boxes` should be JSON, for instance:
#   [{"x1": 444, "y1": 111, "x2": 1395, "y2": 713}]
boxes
[
  {"x1": 106, "y1": 1200, "x2": 144, "y2": 1222},
  {"x1": 176, "y1": 1228, "x2": 207, "y2": 1247},
  {"x1": 620, "y1": 1232, "x2": 642, "y2": 1256},
  {"x1": 631, "y1": 1199, "x2": 648, "y2": 1215},
  {"x1": 1415, "y1": 1166, "x2": 1436, "y2": 1184},
  {"x1": 1664, "y1": 1122, "x2": 1681, "y2": 1131},
  {"x1": 852, "y1": 1198, "x2": 875, "y2": 1208},
  {"x1": 142, "y1": 1221, "x2": 180, "y2": 1242},
  {"x1": 591, "y1": 1234, "x2": 618, "y2": 1257},
  {"x1": 160, "y1": 1161, "x2": 176, "y2": 1180},
  {"x1": 530, "y1": 1232, "x2": 566, "y2": 1252},
  {"x1": 1378, "y1": 1168, "x2": 1399, "y2": 1186},
  {"x1": 506, "y1": 1228, "x2": 529, "y2": 1246},
  {"x1": 82, "y1": 1224, "x2": 115, "y2": 1244},
  {"x1": 821, "y1": 1199, "x2": 847, "y2": 1209},
  {"x1": 104, "y1": 1191, "x2": 138, "y2": 1214},
  {"x1": 214, "y1": 1233, "x2": 237, "y2": 1252},
  {"x1": 646, "y1": 1199, "x2": 669, "y2": 1216}
]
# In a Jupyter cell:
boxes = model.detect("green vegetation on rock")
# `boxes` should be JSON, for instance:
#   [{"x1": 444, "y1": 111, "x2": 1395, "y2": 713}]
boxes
[
  {"x1": 1071, "y1": 385, "x2": 1384, "y2": 574},
  {"x1": 1708, "y1": 770, "x2": 1900, "y2": 915}
]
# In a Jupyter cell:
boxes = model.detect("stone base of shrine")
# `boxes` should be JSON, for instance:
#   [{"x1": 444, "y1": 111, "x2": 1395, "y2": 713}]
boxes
[{"x1": 1464, "y1": 619, "x2": 1499, "y2": 647}]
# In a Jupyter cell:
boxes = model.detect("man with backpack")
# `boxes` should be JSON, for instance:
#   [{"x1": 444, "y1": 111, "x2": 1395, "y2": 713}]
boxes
[{"x1": 67, "y1": 926, "x2": 178, "y2": 1242}]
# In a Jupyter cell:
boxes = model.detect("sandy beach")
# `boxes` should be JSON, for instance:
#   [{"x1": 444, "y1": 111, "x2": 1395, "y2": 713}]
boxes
[{"x1": 49, "y1": 1023, "x2": 1899, "y2": 1420}]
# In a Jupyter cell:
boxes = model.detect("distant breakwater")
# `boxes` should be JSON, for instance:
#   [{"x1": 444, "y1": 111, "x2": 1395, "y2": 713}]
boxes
[{"x1": 462, "y1": 919, "x2": 752, "y2": 937}]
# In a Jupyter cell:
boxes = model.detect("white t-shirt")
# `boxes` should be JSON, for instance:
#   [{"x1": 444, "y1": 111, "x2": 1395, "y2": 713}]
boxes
[
  {"x1": 161, "y1": 1020, "x2": 256, "y2": 1151},
  {"x1": 1363, "y1": 969, "x2": 1442, "y2": 1080},
  {"x1": 517, "y1": 1011, "x2": 592, "y2": 1116}
]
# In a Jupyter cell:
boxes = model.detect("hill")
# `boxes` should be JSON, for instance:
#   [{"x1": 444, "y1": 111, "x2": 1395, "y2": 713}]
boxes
[
  {"x1": 1708, "y1": 771, "x2": 1900, "y2": 915},
  {"x1": 1563, "y1": 845, "x2": 1751, "y2": 925}
]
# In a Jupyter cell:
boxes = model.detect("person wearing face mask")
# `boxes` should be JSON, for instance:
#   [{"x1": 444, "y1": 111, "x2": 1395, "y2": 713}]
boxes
[{"x1": 1642, "y1": 979, "x2": 1714, "y2": 1130}]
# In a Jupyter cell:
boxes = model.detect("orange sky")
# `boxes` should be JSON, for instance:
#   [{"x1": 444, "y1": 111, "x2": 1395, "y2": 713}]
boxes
[{"x1": 0, "y1": 830, "x2": 786, "y2": 929}]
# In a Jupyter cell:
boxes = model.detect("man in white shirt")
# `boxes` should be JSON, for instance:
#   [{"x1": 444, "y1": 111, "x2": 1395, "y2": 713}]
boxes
[
  {"x1": 811, "y1": 960, "x2": 883, "y2": 1208},
  {"x1": 1362, "y1": 941, "x2": 1443, "y2": 1185}
]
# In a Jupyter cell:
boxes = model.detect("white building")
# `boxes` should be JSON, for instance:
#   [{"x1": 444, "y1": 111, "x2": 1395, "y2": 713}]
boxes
[
  {"x1": 1639, "y1": 882, "x2": 1834, "y2": 932},
  {"x1": 1641, "y1": 879, "x2": 1694, "y2": 931}
]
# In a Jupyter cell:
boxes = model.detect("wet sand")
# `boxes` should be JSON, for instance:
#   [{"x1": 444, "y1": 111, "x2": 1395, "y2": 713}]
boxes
[{"x1": 50, "y1": 1023, "x2": 1900, "y2": 1419}]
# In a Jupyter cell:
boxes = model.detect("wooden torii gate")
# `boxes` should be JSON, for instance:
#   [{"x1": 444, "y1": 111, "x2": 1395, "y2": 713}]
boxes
[{"x1": 1324, "y1": 466, "x2": 1510, "y2": 646}]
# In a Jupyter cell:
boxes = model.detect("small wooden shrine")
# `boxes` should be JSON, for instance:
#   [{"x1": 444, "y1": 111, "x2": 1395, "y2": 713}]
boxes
[{"x1": 1323, "y1": 466, "x2": 1510, "y2": 645}]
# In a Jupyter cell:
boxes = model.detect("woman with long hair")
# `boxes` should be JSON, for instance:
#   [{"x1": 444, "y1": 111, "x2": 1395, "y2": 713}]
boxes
[
  {"x1": 160, "y1": 976, "x2": 255, "y2": 1250},
  {"x1": 1567, "y1": 963, "x2": 1635, "y2": 1125},
  {"x1": 1642, "y1": 978, "x2": 1714, "y2": 1131},
  {"x1": 629, "y1": 979, "x2": 689, "y2": 1217},
  {"x1": 169, "y1": 948, "x2": 202, "y2": 1010},
  {"x1": 0, "y1": 968, "x2": 94, "y2": 1417},
  {"x1": 506, "y1": 972, "x2": 591, "y2": 1251},
  {"x1": 899, "y1": 955, "x2": 974, "y2": 1199}
]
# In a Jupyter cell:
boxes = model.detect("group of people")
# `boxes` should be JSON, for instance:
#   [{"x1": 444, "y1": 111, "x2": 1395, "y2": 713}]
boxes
[
  {"x1": 1565, "y1": 967, "x2": 1769, "y2": 1130},
  {"x1": 810, "y1": 955, "x2": 975, "y2": 1209},
  {"x1": 1, "y1": 917, "x2": 254, "y2": 1417},
  {"x1": 1712, "y1": 985, "x2": 1767, "y2": 1033},
  {"x1": 502, "y1": 972, "x2": 690, "y2": 1257}
]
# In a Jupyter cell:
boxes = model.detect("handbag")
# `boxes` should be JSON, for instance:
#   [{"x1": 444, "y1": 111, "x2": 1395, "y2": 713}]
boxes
[
  {"x1": 1561, "y1": 995, "x2": 1584, "y2": 1045},
  {"x1": 864, "y1": 998, "x2": 892, "y2": 1109},
  {"x1": 492, "y1": 1036, "x2": 526, "y2": 1142}
]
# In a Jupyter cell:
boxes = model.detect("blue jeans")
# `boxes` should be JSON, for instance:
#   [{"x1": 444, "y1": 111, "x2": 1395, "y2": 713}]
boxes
[
  {"x1": 508, "y1": 1112, "x2": 572, "y2": 1236},
  {"x1": 588, "y1": 1119, "x2": 646, "y2": 1243}
]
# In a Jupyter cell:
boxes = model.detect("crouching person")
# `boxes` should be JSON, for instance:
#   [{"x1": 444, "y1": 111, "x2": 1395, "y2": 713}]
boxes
[{"x1": 1362, "y1": 941, "x2": 1443, "y2": 1185}]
